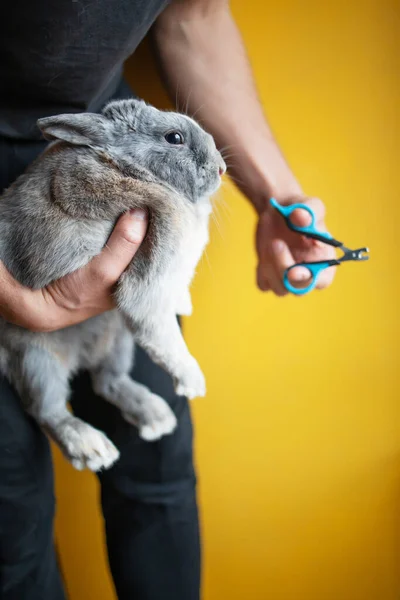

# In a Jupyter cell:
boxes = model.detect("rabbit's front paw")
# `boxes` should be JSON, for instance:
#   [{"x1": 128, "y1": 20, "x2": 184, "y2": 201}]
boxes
[
  {"x1": 176, "y1": 289, "x2": 192, "y2": 316},
  {"x1": 175, "y1": 359, "x2": 206, "y2": 399}
]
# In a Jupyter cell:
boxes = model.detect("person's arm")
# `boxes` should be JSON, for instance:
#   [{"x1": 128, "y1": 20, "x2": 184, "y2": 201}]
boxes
[
  {"x1": 154, "y1": 0, "x2": 301, "y2": 212},
  {"x1": 0, "y1": 209, "x2": 147, "y2": 332},
  {"x1": 153, "y1": 0, "x2": 336, "y2": 295}
]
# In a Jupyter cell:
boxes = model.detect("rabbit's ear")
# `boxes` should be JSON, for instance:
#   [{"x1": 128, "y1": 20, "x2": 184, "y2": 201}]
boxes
[
  {"x1": 102, "y1": 99, "x2": 146, "y2": 128},
  {"x1": 37, "y1": 113, "x2": 110, "y2": 146}
]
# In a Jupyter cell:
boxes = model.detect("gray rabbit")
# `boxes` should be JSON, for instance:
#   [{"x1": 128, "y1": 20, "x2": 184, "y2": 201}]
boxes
[{"x1": 0, "y1": 99, "x2": 225, "y2": 471}]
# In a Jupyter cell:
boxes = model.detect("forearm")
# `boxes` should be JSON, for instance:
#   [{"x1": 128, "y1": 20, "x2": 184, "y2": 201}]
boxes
[{"x1": 153, "y1": 1, "x2": 303, "y2": 213}]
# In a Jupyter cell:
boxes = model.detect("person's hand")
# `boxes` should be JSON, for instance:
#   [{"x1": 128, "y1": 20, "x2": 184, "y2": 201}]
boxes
[
  {"x1": 0, "y1": 209, "x2": 148, "y2": 332},
  {"x1": 256, "y1": 196, "x2": 336, "y2": 296}
]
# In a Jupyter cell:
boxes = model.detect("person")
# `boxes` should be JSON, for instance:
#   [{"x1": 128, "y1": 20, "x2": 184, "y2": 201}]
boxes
[{"x1": 0, "y1": 0, "x2": 336, "y2": 598}]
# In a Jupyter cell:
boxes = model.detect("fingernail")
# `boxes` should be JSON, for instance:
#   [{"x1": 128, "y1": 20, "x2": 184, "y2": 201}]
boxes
[
  {"x1": 129, "y1": 208, "x2": 147, "y2": 220},
  {"x1": 128, "y1": 209, "x2": 147, "y2": 243},
  {"x1": 292, "y1": 266, "x2": 310, "y2": 281}
]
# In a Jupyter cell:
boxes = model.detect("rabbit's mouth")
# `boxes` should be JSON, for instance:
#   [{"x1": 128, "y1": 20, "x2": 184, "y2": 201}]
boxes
[{"x1": 197, "y1": 154, "x2": 225, "y2": 196}]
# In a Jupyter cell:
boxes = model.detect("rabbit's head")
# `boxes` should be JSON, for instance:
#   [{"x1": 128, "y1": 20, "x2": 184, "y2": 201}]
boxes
[{"x1": 37, "y1": 99, "x2": 226, "y2": 203}]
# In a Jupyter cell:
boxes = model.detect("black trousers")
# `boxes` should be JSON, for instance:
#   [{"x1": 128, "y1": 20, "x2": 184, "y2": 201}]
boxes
[{"x1": 0, "y1": 134, "x2": 200, "y2": 597}]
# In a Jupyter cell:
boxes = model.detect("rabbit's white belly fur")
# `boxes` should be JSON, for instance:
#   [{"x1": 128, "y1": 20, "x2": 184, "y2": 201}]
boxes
[{"x1": 171, "y1": 201, "x2": 211, "y2": 312}]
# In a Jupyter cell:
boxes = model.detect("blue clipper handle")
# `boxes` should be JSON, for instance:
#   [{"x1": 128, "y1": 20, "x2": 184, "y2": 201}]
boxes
[
  {"x1": 269, "y1": 198, "x2": 342, "y2": 296},
  {"x1": 269, "y1": 198, "x2": 336, "y2": 245},
  {"x1": 283, "y1": 261, "x2": 335, "y2": 296}
]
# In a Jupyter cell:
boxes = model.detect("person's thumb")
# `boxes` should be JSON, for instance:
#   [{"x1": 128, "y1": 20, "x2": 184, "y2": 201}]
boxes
[{"x1": 87, "y1": 208, "x2": 148, "y2": 284}]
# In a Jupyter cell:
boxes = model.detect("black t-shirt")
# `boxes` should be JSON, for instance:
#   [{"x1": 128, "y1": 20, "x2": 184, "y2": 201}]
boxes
[{"x1": 0, "y1": 0, "x2": 169, "y2": 140}]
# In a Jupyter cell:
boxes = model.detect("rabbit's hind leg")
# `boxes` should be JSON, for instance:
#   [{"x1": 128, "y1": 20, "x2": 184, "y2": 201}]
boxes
[
  {"x1": 11, "y1": 345, "x2": 119, "y2": 471},
  {"x1": 90, "y1": 327, "x2": 177, "y2": 441}
]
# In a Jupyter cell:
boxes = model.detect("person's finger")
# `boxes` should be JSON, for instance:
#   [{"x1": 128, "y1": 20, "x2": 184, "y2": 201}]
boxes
[
  {"x1": 265, "y1": 239, "x2": 295, "y2": 296},
  {"x1": 256, "y1": 263, "x2": 271, "y2": 292},
  {"x1": 87, "y1": 209, "x2": 148, "y2": 284},
  {"x1": 287, "y1": 265, "x2": 312, "y2": 283},
  {"x1": 287, "y1": 261, "x2": 336, "y2": 292},
  {"x1": 289, "y1": 197, "x2": 325, "y2": 229},
  {"x1": 315, "y1": 265, "x2": 336, "y2": 290}
]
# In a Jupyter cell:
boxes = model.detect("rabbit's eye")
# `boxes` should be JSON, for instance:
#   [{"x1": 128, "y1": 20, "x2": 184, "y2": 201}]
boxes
[{"x1": 165, "y1": 131, "x2": 184, "y2": 145}]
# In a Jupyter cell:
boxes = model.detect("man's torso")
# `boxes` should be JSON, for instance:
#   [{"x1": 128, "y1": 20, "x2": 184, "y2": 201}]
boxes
[{"x1": 0, "y1": 0, "x2": 169, "y2": 139}]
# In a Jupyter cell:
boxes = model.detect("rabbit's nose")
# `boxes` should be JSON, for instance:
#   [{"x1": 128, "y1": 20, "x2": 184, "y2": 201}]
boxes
[{"x1": 218, "y1": 158, "x2": 227, "y2": 176}]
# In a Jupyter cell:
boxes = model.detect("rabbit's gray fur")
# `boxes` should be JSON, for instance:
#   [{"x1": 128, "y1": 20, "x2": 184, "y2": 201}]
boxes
[{"x1": 0, "y1": 99, "x2": 225, "y2": 471}]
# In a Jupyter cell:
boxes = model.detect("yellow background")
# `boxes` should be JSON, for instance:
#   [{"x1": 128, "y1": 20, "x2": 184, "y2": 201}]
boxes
[{"x1": 53, "y1": 1, "x2": 400, "y2": 599}]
